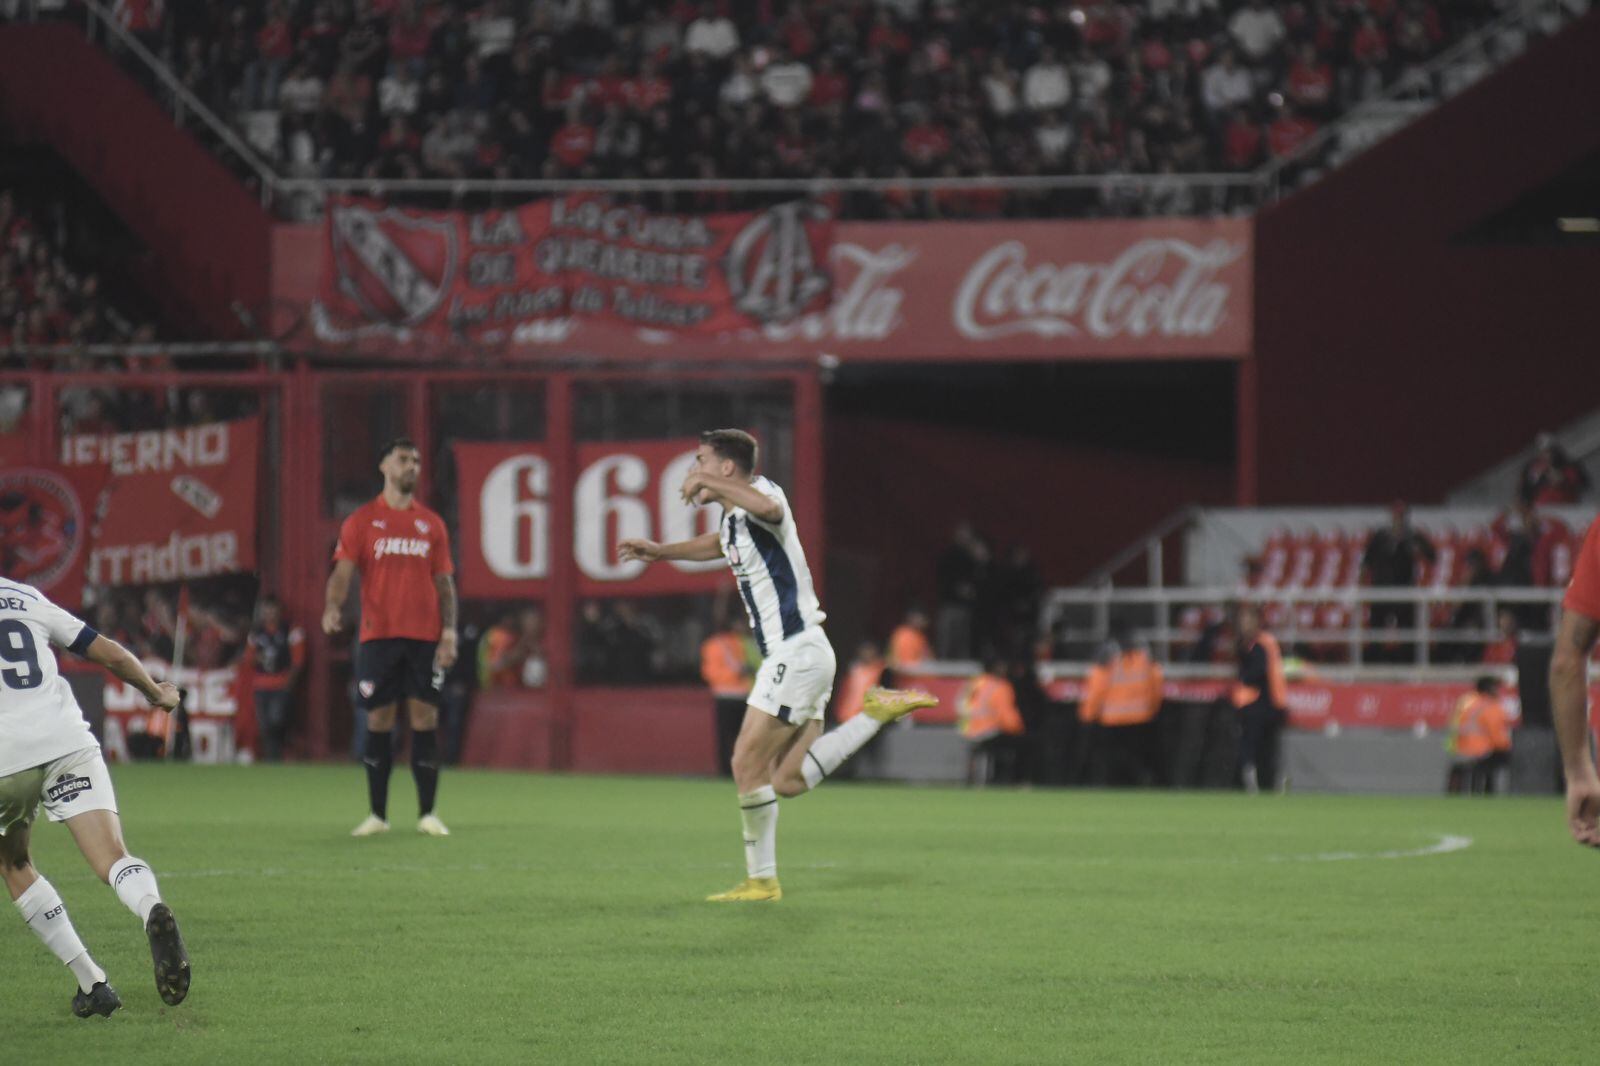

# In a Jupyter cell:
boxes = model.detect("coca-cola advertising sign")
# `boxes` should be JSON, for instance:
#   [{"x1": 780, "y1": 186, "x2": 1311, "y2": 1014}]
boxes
[{"x1": 274, "y1": 214, "x2": 1250, "y2": 360}]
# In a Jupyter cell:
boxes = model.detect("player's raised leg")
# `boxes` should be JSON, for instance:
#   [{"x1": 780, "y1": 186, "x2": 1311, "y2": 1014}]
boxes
[
  {"x1": 1, "y1": 783, "x2": 118, "y2": 1018},
  {"x1": 773, "y1": 687, "x2": 940, "y2": 796},
  {"x1": 66, "y1": 799, "x2": 190, "y2": 1007}
]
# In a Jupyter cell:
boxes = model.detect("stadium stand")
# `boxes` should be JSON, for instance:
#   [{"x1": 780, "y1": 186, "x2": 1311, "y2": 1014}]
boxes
[{"x1": 25, "y1": 0, "x2": 1560, "y2": 217}]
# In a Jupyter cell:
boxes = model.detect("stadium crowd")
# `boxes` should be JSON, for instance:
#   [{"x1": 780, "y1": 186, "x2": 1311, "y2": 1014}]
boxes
[{"x1": 103, "y1": 0, "x2": 1511, "y2": 216}]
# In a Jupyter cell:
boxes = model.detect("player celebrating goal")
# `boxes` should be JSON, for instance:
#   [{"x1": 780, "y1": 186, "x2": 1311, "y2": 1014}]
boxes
[
  {"x1": 325, "y1": 437, "x2": 458, "y2": 838},
  {"x1": 620, "y1": 429, "x2": 936, "y2": 902},
  {"x1": 0, "y1": 575, "x2": 190, "y2": 1017}
]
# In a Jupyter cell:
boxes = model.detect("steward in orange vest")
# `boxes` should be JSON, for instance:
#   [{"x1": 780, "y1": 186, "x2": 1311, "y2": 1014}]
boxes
[
  {"x1": 702, "y1": 619, "x2": 755, "y2": 778},
  {"x1": 1234, "y1": 603, "x2": 1289, "y2": 794},
  {"x1": 1081, "y1": 638, "x2": 1165, "y2": 786},
  {"x1": 1446, "y1": 676, "x2": 1513, "y2": 795},
  {"x1": 959, "y1": 659, "x2": 1024, "y2": 786}
]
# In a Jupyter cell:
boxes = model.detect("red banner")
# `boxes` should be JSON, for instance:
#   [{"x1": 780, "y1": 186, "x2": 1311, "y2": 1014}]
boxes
[
  {"x1": 276, "y1": 213, "x2": 1250, "y2": 361},
  {"x1": 0, "y1": 465, "x2": 106, "y2": 605},
  {"x1": 455, "y1": 438, "x2": 728, "y2": 599},
  {"x1": 100, "y1": 661, "x2": 248, "y2": 765},
  {"x1": 311, "y1": 197, "x2": 832, "y2": 349},
  {"x1": 59, "y1": 417, "x2": 260, "y2": 587}
]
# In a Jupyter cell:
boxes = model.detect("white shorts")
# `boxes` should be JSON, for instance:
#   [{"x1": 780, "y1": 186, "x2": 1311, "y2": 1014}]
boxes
[
  {"x1": 748, "y1": 627, "x2": 837, "y2": 726},
  {"x1": 0, "y1": 746, "x2": 118, "y2": 837}
]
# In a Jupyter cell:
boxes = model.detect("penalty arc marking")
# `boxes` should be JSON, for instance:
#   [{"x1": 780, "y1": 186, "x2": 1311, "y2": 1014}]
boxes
[{"x1": 1275, "y1": 834, "x2": 1474, "y2": 864}]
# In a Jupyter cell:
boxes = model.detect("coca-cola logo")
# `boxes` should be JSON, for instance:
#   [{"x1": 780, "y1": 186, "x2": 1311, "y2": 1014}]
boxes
[{"x1": 953, "y1": 238, "x2": 1242, "y2": 342}]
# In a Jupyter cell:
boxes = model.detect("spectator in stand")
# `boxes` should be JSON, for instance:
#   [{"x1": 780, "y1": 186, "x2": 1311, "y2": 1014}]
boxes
[
  {"x1": 684, "y1": 2, "x2": 739, "y2": 64},
  {"x1": 701, "y1": 616, "x2": 754, "y2": 777},
  {"x1": 1222, "y1": 107, "x2": 1264, "y2": 169},
  {"x1": 958, "y1": 655, "x2": 1025, "y2": 787},
  {"x1": 1481, "y1": 608, "x2": 1519, "y2": 665},
  {"x1": 245, "y1": 596, "x2": 304, "y2": 763},
  {"x1": 1361, "y1": 502, "x2": 1436, "y2": 662},
  {"x1": 1265, "y1": 100, "x2": 1318, "y2": 159},
  {"x1": 935, "y1": 522, "x2": 988, "y2": 659},
  {"x1": 1445, "y1": 676, "x2": 1513, "y2": 794},
  {"x1": 478, "y1": 610, "x2": 521, "y2": 689},
  {"x1": 1022, "y1": 46, "x2": 1073, "y2": 113},
  {"x1": 1284, "y1": 42, "x2": 1335, "y2": 119},
  {"x1": 1229, "y1": 0, "x2": 1288, "y2": 64},
  {"x1": 1520, "y1": 433, "x2": 1590, "y2": 505},
  {"x1": 887, "y1": 607, "x2": 932, "y2": 674},
  {"x1": 760, "y1": 47, "x2": 813, "y2": 109},
  {"x1": 1201, "y1": 49, "x2": 1255, "y2": 120},
  {"x1": 1233, "y1": 602, "x2": 1288, "y2": 794},
  {"x1": 1080, "y1": 630, "x2": 1165, "y2": 786}
]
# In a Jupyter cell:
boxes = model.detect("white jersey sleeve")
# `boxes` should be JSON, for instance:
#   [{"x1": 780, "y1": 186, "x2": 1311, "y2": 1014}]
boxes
[{"x1": 0, "y1": 577, "x2": 100, "y2": 777}]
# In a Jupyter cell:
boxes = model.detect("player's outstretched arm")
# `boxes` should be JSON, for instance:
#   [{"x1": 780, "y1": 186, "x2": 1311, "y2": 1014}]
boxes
[
  {"x1": 1550, "y1": 608, "x2": 1600, "y2": 847},
  {"x1": 682, "y1": 472, "x2": 783, "y2": 524},
  {"x1": 84, "y1": 635, "x2": 181, "y2": 710},
  {"x1": 323, "y1": 559, "x2": 356, "y2": 635},
  {"x1": 619, "y1": 532, "x2": 723, "y2": 565}
]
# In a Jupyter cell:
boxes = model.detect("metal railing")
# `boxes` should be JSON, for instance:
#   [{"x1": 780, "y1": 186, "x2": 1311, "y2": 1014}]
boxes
[{"x1": 1044, "y1": 584, "x2": 1565, "y2": 668}]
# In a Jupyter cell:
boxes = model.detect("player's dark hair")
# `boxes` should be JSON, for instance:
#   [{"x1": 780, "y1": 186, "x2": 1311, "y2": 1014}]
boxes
[
  {"x1": 700, "y1": 428, "x2": 758, "y2": 474},
  {"x1": 379, "y1": 436, "x2": 419, "y2": 463}
]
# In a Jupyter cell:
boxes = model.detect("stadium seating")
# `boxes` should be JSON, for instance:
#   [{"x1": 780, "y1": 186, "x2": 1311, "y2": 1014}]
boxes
[{"x1": 92, "y1": 0, "x2": 1520, "y2": 216}]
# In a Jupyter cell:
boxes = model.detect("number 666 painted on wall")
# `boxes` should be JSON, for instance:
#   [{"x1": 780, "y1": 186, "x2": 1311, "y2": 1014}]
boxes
[{"x1": 457, "y1": 439, "x2": 728, "y2": 598}]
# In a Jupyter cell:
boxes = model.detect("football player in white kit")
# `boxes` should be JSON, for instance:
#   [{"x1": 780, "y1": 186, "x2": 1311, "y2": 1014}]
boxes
[
  {"x1": 0, "y1": 577, "x2": 191, "y2": 1016},
  {"x1": 621, "y1": 430, "x2": 936, "y2": 901}
]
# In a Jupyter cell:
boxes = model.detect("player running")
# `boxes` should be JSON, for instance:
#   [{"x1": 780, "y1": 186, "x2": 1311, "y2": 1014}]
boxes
[
  {"x1": 325, "y1": 437, "x2": 458, "y2": 838},
  {"x1": 620, "y1": 429, "x2": 936, "y2": 902},
  {"x1": 0, "y1": 576, "x2": 191, "y2": 1017}
]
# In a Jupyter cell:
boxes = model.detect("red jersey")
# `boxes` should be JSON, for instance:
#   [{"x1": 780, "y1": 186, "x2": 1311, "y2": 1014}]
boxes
[
  {"x1": 1564, "y1": 520, "x2": 1600, "y2": 620},
  {"x1": 335, "y1": 496, "x2": 454, "y2": 642}
]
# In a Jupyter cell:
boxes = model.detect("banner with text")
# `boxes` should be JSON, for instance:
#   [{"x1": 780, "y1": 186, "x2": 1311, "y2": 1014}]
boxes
[
  {"x1": 455, "y1": 438, "x2": 726, "y2": 599},
  {"x1": 310, "y1": 197, "x2": 833, "y2": 350},
  {"x1": 275, "y1": 212, "x2": 1250, "y2": 361},
  {"x1": 60, "y1": 417, "x2": 261, "y2": 588}
]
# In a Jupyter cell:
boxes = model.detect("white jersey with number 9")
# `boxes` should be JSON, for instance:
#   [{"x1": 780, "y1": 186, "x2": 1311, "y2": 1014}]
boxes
[{"x1": 0, "y1": 576, "x2": 99, "y2": 777}]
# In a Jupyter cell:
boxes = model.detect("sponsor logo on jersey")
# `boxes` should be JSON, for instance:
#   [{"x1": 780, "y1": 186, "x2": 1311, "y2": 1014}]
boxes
[
  {"x1": 45, "y1": 773, "x2": 92, "y2": 805},
  {"x1": 372, "y1": 537, "x2": 431, "y2": 560},
  {"x1": 0, "y1": 469, "x2": 86, "y2": 593}
]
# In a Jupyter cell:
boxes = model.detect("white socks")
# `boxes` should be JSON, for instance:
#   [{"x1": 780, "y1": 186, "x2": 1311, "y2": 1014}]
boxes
[
  {"x1": 739, "y1": 786, "x2": 779, "y2": 879},
  {"x1": 800, "y1": 714, "x2": 883, "y2": 789},
  {"x1": 16, "y1": 877, "x2": 106, "y2": 992},
  {"x1": 108, "y1": 856, "x2": 162, "y2": 924}
]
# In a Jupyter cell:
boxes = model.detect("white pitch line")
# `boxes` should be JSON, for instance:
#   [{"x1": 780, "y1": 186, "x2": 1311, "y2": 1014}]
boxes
[{"x1": 1270, "y1": 833, "x2": 1474, "y2": 864}]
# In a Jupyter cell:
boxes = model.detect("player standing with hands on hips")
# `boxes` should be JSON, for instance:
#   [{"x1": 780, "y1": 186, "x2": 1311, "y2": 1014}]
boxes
[
  {"x1": 0, "y1": 576, "x2": 190, "y2": 1017},
  {"x1": 325, "y1": 437, "x2": 458, "y2": 838},
  {"x1": 621, "y1": 430, "x2": 937, "y2": 902}
]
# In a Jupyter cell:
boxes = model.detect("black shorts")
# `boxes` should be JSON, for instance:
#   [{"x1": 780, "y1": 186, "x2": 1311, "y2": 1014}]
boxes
[{"x1": 356, "y1": 638, "x2": 441, "y2": 710}]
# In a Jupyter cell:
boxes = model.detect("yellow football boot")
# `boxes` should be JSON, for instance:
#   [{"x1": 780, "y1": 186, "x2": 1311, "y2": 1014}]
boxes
[
  {"x1": 706, "y1": 877, "x2": 783, "y2": 902},
  {"x1": 863, "y1": 686, "x2": 939, "y2": 724}
]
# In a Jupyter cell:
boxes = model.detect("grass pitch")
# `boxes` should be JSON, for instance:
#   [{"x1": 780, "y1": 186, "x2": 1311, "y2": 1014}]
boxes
[{"x1": 6, "y1": 764, "x2": 1597, "y2": 1064}]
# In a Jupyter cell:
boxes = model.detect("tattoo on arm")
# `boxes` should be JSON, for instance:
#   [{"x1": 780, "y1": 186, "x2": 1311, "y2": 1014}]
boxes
[{"x1": 436, "y1": 574, "x2": 458, "y2": 630}]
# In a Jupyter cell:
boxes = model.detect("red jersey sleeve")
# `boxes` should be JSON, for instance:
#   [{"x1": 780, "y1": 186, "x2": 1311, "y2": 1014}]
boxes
[
  {"x1": 1564, "y1": 520, "x2": 1600, "y2": 620},
  {"x1": 334, "y1": 513, "x2": 362, "y2": 565},
  {"x1": 430, "y1": 516, "x2": 455, "y2": 576}
]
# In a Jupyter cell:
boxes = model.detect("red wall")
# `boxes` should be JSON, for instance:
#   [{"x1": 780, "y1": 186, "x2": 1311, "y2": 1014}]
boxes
[
  {"x1": 0, "y1": 25, "x2": 271, "y2": 337},
  {"x1": 825, "y1": 414, "x2": 1234, "y2": 641},
  {"x1": 1248, "y1": 11, "x2": 1600, "y2": 505}
]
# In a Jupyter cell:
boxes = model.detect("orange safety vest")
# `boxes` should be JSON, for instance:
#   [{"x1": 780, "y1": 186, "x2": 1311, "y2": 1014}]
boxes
[
  {"x1": 889, "y1": 625, "x2": 931, "y2": 669},
  {"x1": 835, "y1": 659, "x2": 886, "y2": 722},
  {"x1": 700, "y1": 632, "x2": 750, "y2": 697},
  {"x1": 959, "y1": 673, "x2": 1024, "y2": 740},
  {"x1": 1080, "y1": 650, "x2": 1163, "y2": 727},
  {"x1": 1450, "y1": 694, "x2": 1512, "y2": 759},
  {"x1": 1232, "y1": 632, "x2": 1288, "y2": 710}
]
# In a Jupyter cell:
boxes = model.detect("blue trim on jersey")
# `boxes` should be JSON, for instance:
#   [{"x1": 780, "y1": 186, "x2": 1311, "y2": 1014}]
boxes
[
  {"x1": 67, "y1": 625, "x2": 100, "y2": 656},
  {"x1": 745, "y1": 519, "x2": 805, "y2": 641},
  {"x1": 0, "y1": 585, "x2": 40, "y2": 601},
  {"x1": 738, "y1": 580, "x2": 768, "y2": 656}
]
